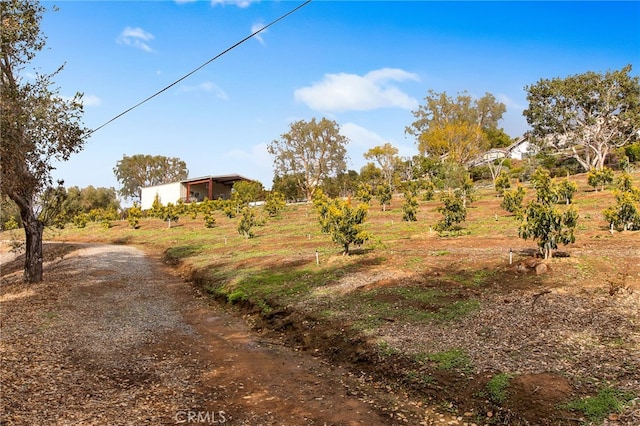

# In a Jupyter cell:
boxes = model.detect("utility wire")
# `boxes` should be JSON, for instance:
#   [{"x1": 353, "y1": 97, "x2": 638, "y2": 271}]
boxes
[{"x1": 88, "y1": 0, "x2": 312, "y2": 136}]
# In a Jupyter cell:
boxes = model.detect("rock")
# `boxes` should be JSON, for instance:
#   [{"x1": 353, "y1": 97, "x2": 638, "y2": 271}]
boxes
[{"x1": 535, "y1": 262, "x2": 549, "y2": 275}]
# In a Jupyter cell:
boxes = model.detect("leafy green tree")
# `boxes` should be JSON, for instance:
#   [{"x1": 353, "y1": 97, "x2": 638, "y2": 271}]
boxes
[
  {"x1": 1, "y1": 0, "x2": 88, "y2": 282},
  {"x1": 272, "y1": 173, "x2": 305, "y2": 202},
  {"x1": 72, "y1": 212, "x2": 89, "y2": 228},
  {"x1": 232, "y1": 180, "x2": 264, "y2": 206},
  {"x1": 359, "y1": 162, "x2": 383, "y2": 188},
  {"x1": 587, "y1": 167, "x2": 614, "y2": 192},
  {"x1": 188, "y1": 199, "x2": 200, "y2": 219},
  {"x1": 494, "y1": 170, "x2": 512, "y2": 196},
  {"x1": 406, "y1": 90, "x2": 506, "y2": 165},
  {"x1": 263, "y1": 191, "x2": 286, "y2": 217},
  {"x1": 312, "y1": 189, "x2": 332, "y2": 234},
  {"x1": 321, "y1": 170, "x2": 359, "y2": 198},
  {"x1": 375, "y1": 183, "x2": 392, "y2": 212},
  {"x1": 149, "y1": 194, "x2": 164, "y2": 218},
  {"x1": 401, "y1": 182, "x2": 419, "y2": 222},
  {"x1": 61, "y1": 185, "x2": 121, "y2": 223},
  {"x1": 501, "y1": 186, "x2": 526, "y2": 218},
  {"x1": 100, "y1": 208, "x2": 118, "y2": 229},
  {"x1": 161, "y1": 202, "x2": 179, "y2": 228},
  {"x1": 355, "y1": 182, "x2": 373, "y2": 204},
  {"x1": 268, "y1": 117, "x2": 349, "y2": 200},
  {"x1": 364, "y1": 143, "x2": 400, "y2": 188},
  {"x1": 127, "y1": 203, "x2": 142, "y2": 229},
  {"x1": 457, "y1": 174, "x2": 477, "y2": 208},
  {"x1": 603, "y1": 172, "x2": 640, "y2": 231},
  {"x1": 1, "y1": 196, "x2": 21, "y2": 231},
  {"x1": 519, "y1": 168, "x2": 578, "y2": 259},
  {"x1": 624, "y1": 142, "x2": 640, "y2": 163},
  {"x1": 200, "y1": 199, "x2": 218, "y2": 228},
  {"x1": 420, "y1": 178, "x2": 436, "y2": 201},
  {"x1": 556, "y1": 178, "x2": 578, "y2": 204},
  {"x1": 435, "y1": 191, "x2": 467, "y2": 233},
  {"x1": 314, "y1": 195, "x2": 370, "y2": 255},
  {"x1": 113, "y1": 154, "x2": 188, "y2": 202},
  {"x1": 237, "y1": 206, "x2": 256, "y2": 238},
  {"x1": 530, "y1": 167, "x2": 559, "y2": 204},
  {"x1": 485, "y1": 127, "x2": 515, "y2": 149},
  {"x1": 524, "y1": 65, "x2": 640, "y2": 171}
]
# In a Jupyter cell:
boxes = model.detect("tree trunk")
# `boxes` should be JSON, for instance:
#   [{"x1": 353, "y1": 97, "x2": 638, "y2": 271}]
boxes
[{"x1": 20, "y1": 207, "x2": 44, "y2": 283}]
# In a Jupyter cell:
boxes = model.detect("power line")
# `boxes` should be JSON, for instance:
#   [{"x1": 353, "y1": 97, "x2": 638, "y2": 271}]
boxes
[{"x1": 88, "y1": 0, "x2": 312, "y2": 136}]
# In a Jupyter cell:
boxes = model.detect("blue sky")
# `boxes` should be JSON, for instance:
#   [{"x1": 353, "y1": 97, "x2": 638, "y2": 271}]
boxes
[{"x1": 33, "y1": 0, "x2": 639, "y2": 195}]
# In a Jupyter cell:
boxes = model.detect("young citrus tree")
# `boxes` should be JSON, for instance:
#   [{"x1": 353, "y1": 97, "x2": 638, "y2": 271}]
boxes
[
  {"x1": 518, "y1": 168, "x2": 578, "y2": 259},
  {"x1": 401, "y1": 182, "x2": 419, "y2": 222},
  {"x1": 500, "y1": 185, "x2": 526, "y2": 218},
  {"x1": 434, "y1": 191, "x2": 467, "y2": 233},
  {"x1": 314, "y1": 193, "x2": 370, "y2": 255},
  {"x1": 376, "y1": 183, "x2": 392, "y2": 212},
  {"x1": 603, "y1": 172, "x2": 640, "y2": 231}
]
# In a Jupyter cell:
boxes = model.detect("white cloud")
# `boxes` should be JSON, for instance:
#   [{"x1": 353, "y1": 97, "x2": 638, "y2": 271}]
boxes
[
  {"x1": 211, "y1": 0, "x2": 257, "y2": 8},
  {"x1": 116, "y1": 27, "x2": 155, "y2": 52},
  {"x1": 294, "y1": 68, "x2": 420, "y2": 113},
  {"x1": 341, "y1": 122, "x2": 386, "y2": 149},
  {"x1": 251, "y1": 23, "x2": 267, "y2": 45},
  {"x1": 178, "y1": 81, "x2": 228, "y2": 100},
  {"x1": 81, "y1": 95, "x2": 102, "y2": 107}
]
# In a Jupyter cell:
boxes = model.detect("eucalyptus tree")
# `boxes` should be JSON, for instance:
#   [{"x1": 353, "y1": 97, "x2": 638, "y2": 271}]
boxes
[
  {"x1": 406, "y1": 90, "x2": 506, "y2": 165},
  {"x1": 268, "y1": 117, "x2": 349, "y2": 201},
  {"x1": 524, "y1": 65, "x2": 640, "y2": 171},
  {"x1": 113, "y1": 154, "x2": 188, "y2": 202}
]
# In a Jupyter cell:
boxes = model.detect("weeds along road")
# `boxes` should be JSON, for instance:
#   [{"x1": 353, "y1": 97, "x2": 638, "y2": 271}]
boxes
[{"x1": 1, "y1": 243, "x2": 452, "y2": 425}]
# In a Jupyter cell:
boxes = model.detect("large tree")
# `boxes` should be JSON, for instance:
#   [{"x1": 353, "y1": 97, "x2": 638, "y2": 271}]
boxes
[
  {"x1": 523, "y1": 65, "x2": 640, "y2": 171},
  {"x1": 363, "y1": 142, "x2": 400, "y2": 188},
  {"x1": 113, "y1": 154, "x2": 188, "y2": 201},
  {"x1": 267, "y1": 117, "x2": 349, "y2": 200},
  {"x1": 405, "y1": 90, "x2": 506, "y2": 165},
  {"x1": 1, "y1": 0, "x2": 88, "y2": 282}
]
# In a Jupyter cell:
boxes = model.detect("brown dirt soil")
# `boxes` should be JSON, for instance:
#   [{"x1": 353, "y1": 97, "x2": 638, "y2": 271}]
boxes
[{"x1": 1, "y1": 243, "x2": 455, "y2": 425}]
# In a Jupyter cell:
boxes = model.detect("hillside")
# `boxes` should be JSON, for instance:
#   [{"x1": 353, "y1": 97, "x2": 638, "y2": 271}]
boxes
[{"x1": 2, "y1": 171, "x2": 639, "y2": 425}]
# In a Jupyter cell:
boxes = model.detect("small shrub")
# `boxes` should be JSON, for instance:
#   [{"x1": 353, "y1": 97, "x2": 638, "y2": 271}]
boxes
[
  {"x1": 72, "y1": 212, "x2": 89, "y2": 228},
  {"x1": 3, "y1": 216, "x2": 19, "y2": 231}
]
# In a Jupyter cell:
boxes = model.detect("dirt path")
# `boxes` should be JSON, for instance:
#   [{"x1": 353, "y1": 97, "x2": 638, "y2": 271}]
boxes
[{"x1": 1, "y1": 244, "x2": 448, "y2": 425}]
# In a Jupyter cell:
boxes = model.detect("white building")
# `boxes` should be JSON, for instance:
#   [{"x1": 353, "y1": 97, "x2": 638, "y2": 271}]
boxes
[{"x1": 140, "y1": 174, "x2": 251, "y2": 210}]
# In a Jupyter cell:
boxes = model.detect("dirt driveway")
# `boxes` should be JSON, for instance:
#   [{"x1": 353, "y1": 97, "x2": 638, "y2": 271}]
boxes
[{"x1": 1, "y1": 244, "x2": 454, "y2": 425}]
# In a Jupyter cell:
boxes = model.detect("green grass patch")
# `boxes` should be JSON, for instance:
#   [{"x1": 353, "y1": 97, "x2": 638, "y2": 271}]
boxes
[
  {"x1": 343, "y1": 286, "x2": 480, "y2": 331},
  {"x1": 486, "y1": 373, "x2": 512, "y2": 403},
  {"x1": 564, "y1": 387, "x2": 636, "y2": 423},
  {"x1": 426, "y1": 349, "x2": 473, "y2": 373}
]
